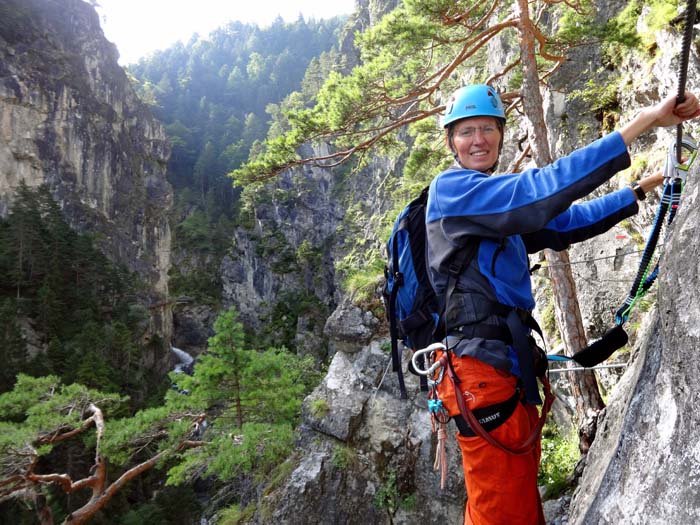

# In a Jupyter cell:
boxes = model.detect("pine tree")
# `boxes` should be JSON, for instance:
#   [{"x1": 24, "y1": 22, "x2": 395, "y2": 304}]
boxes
[
  {"x1": 166, "y1": 307, "x2": 318, "y2": 484},
  {"x1": 0, "y1": 298, "x2": 26, "y2": 392},
  {"x1": 0, "y1": 375, "x2": 203, "y2": 524}
]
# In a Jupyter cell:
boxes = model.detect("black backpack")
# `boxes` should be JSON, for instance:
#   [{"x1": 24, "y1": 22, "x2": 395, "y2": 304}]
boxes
[{"x1": 383, "y1": 187, "x2": 478, "y2": 398}]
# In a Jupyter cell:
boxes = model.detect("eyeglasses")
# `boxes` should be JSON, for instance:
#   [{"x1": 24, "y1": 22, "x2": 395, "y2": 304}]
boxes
[{"x1": 456, "y1": 125, "x2": 498, "y2": 138}]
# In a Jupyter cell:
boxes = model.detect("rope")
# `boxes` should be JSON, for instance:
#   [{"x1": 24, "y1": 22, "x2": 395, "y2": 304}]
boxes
[
  {"x1": 433, "y1": 422, "x2": 448, "y2": 490},
  {"x1": 548, "y1": 362, "x2": 628, "y2": 374}
]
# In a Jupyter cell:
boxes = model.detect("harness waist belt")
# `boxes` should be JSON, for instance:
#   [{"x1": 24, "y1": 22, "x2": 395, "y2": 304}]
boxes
[
  {"x1": 453, "y1": 390, "x2": 520, "y2": 437},
  {"x1": 449, "y1": 323, "x2": 512, "y2": 343}
]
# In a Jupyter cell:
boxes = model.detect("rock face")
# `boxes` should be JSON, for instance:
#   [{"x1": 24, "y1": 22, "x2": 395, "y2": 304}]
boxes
[
  {"x1": 221, "y1": 154, "x2": 339, "y2": 359},
  {"x1": 569, "y1": 146, "x2": 700, "y2": 524},
  {"x1": 0, "y1": 0, "x2": 173, "y2": 336},
  {"x1": 265, "y1": 302, "x2": 465, "y2": 524}
]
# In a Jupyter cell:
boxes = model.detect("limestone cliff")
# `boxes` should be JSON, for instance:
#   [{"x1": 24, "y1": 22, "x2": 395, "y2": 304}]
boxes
[{"x1": 0, "y1": 0, "x2": 173, "y2": 336}]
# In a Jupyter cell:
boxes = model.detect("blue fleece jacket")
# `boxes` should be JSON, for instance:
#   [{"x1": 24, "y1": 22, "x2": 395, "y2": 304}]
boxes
[{"x1": 426, "y1": 131, "x2": 638, "y2": 373}]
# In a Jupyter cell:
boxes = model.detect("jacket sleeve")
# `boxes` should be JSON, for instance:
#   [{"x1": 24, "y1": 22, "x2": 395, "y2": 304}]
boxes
[
  {"x1": 426, "y1": 131, "x2": 631, "y2": 241},
  {"x1": 521, "y1": 188, "x2": 638, "y2": 253}
]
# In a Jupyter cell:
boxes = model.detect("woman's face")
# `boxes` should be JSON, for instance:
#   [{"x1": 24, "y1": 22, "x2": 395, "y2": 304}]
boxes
[{"x1": 447, "y1": 116, "x2": 501, "y2": 172}]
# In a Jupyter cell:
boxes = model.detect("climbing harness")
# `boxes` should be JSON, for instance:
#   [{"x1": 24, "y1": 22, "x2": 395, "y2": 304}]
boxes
[{"x1": 412, "y1": 341, "x2": 555, "y2": 487}]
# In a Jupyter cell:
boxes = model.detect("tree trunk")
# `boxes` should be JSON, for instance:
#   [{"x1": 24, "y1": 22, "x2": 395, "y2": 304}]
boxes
[{"x1": 515, "y1": 0, "x2": 604, "y2": 450}]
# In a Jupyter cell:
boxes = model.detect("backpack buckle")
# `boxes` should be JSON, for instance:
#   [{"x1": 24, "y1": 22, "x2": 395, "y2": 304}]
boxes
[
  {"x1": 447, "y1": 261, "x2": 462, "y2": 277},
  {"x1": 394, "y1": 271, "x2": 404, "y2": 286}
]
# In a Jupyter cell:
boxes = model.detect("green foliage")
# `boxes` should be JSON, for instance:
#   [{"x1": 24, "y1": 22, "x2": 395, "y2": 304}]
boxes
[
  {"x1": 636, "y1": 292, "x2": 656, "y2": 313},
  {"x1": 168, "y1": 262, "x2": 223, "y2": 305},
  {"x1": 229, "y1": 0, "x2": 470, "y2": 184},
  {"x1": 258, "y1": 292, "x2": 327, "y2": 352},
  {"x1": 309, "y1": 398, "x2": 330, "y2": 419},
  {"x1": 341, "y1": 255, "x2": 385, "y2": 305},
  {"x1": 0, "y1": 374, "x2": 206, "y2": 522},
  {"x1": 0, "y1": 184, "x2": 163, "y2": 404},
  {"x1": 254, "y1": 229, "x2": 299, "y2": 274},
  {"x1": 538, "y1": 284, "x2": 561, "y2": 347},
  {"x1": 168, "y1": 422, "x2": 296, "y2": 485},
  {"x1": 0, "y1": 375, "x2": 126, "y2": 472},
  {"x1": 128, "y1": 16, "x2": 344, "y2": 227},
  {"x1": 615, "y1": 0, "x2": 679, "y2": 50},
  {"x1": 568, "y1": 76, "x2": 621, "y2": 132},
  {"x1": 263, "y1": 454, "x2": 300, "y2": 496},
  {"x1": 0, "y1": 298, "x2": 27, "y2": 392},
  {"x1": 374, "y1": 471, "x2": 398, "y2": 513},
  {"x1": 131, "y1": 485, "x2": 202, "y2": 525},
  {"x1": 216, "y1": 503, "x2": 257, "y2": 525},
  {"x1": 0, "y1": 307, "x2": 318, "y2": 517},
  {"x1": 128, "y1": 18, "x2": 345, "y2": 318},
  {"x1": 538, "y1": 423, "x2": 580, "y2": 497},
  {"x1": 331, "y1": 444, "x2": 357, "y2": 470},
  {"x1": 166, "y1": 307, "x2": 320, "y2": 485},
  {"x1": 296, "y1": 239, "x2": 323, "y2": 271},
  {"x1": 334, "y1": 193, "x2": 394, "y2": 307},
  {"x1": 403, "y1": 120, "x2": 452, "y2": 189},
  {"x1": 558, "y1": 0, "x2": 682, "y2": 67},
  {"x1": 119, "y1": 504, "x2": 166, "y2": 525}
]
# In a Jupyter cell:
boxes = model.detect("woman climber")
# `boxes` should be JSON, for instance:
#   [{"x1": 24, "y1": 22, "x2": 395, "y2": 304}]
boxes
[{"x1": 425, "y1": 84, "x2": 700, "y2": 525}]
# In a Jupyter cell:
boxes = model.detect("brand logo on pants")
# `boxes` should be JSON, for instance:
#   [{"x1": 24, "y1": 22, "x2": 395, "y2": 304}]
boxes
[{"x1": 462, "y1": 390, "x2": 475, "y2": 403}]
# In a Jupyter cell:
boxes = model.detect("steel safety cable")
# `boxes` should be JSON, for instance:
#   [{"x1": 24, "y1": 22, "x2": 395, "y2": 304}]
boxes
[{"x1": 566, "y1": 5, "x2": 699, "y2": 368}]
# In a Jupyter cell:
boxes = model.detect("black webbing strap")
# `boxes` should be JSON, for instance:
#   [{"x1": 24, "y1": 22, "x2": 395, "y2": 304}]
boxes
[
  {"x1": 453, "y1": 389, "x2": 520, "y2": 437},
  {"x1": 505, "y1": 310, "x2": 541, "y2": 405},
  {"x1": 449, "y1": 323, "x2": 512, "y2": 343},
  {"x1": 440, "y1": 238, "x2": 481, "y2": 344},
  {"x1": 389, "y1": 231, "x2": 407, "y2": 399}
]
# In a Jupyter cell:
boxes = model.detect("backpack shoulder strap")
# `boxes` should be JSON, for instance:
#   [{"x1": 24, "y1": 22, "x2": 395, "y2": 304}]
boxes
[
  {"x1": 388, "y1": 230, "x2": 407, "y2": 399},
  {"x1": 440, "y1": 237, "x2": 481, "y2": 340}
]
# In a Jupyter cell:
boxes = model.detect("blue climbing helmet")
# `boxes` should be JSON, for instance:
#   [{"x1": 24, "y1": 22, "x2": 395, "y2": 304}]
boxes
[{"x1": 442, "y1": 84, "x2": 506, "y2": 128}]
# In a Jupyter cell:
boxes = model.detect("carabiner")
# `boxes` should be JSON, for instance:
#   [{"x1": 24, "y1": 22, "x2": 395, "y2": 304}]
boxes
[
  {"x1": 664, "y1": 135, "x2": 697, "y2": 184},
  {"x1": 411, "y1": 342, "x2": 446, "y2": 376}
]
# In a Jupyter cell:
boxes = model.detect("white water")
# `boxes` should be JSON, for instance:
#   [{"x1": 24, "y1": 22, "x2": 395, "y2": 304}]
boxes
[{"x1": 171, "y1": 346, "x2": 194, "y2": 373}]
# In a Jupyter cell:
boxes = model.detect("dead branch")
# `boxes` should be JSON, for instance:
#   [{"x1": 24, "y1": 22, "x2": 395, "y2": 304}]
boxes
[
  {"x1": 486, "y1": 58, "x2": 522, "y2": 85},
  {"x1": 506, "y1": 142, "x2": 533, "y2": 172},
  {"x1": 2, "y1": 407, "x2": 206, "y2": 525},
  {"x1": 64, "y1": 440, "x2": 204, "y2": 525}
]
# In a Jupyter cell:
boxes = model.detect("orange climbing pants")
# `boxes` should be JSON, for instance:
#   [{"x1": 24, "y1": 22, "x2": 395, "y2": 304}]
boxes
[{"x1": 436, "y1": 354, "x2": 545, "y2": 525}]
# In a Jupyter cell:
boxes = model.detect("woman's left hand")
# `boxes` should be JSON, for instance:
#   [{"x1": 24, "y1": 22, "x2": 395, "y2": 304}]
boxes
[
  {"x1": 650, "y1": 91, "x2": 700, "y2": 128},
  {"x1": 620, "y1": 91, "x2": 700, "y2": 145}
]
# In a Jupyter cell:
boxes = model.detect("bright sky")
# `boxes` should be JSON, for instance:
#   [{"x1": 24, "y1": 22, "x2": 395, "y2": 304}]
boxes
[{"x1": 95, "y1": 0, "x2": 356, "y2": 64}]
